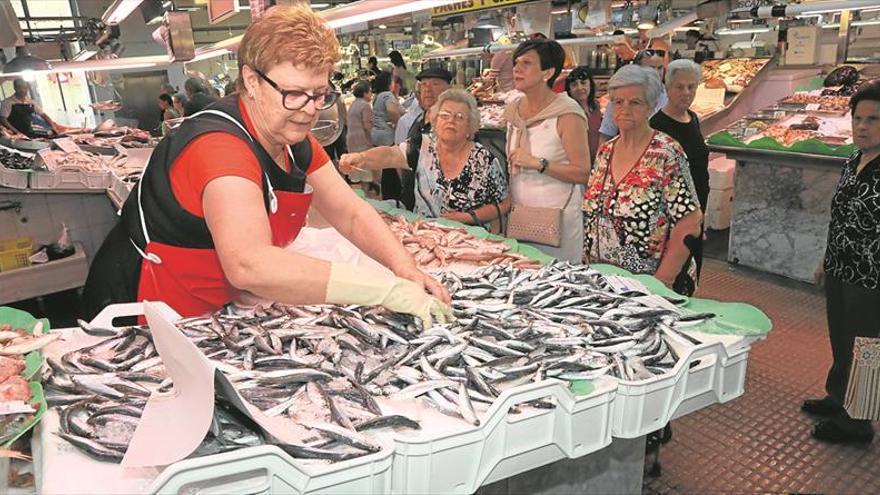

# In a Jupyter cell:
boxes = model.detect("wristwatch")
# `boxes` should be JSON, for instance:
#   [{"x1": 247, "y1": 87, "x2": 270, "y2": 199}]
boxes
[{"x1": 538, "y1": 158, "x2": 550, "y2": 174}]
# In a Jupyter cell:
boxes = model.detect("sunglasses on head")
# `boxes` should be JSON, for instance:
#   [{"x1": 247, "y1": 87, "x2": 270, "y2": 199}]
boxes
[{"x1": 642, "y1": 49, "x2": 666, "y2": 58}]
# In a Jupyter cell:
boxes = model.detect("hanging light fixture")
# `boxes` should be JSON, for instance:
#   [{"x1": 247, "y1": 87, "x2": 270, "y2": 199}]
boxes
[{"x1": 1, "y1": 46, "x2": 51, "y2": 74}]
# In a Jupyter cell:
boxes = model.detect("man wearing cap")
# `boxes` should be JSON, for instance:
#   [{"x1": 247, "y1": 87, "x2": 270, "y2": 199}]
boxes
[{"x1": 382, "y1": 66, "x2": 453, "y2": 209}]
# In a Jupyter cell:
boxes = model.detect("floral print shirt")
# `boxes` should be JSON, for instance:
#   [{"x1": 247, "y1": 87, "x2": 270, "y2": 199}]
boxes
[{"x1": 582, "y1": 131, "x2": 699, "y2": 274}]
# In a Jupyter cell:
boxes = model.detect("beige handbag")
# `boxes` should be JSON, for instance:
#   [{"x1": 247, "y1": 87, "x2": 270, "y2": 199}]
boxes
[{"x1": 506, "y1": 186, "x2": 575, "y2": 247}]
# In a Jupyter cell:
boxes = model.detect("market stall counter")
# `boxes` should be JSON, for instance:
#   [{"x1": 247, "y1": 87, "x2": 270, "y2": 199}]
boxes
[
  {"x1": 706, "y1": 145, "x2": 845, "y2": 283},
  {"x1": 29, "y1": 203, "x2": 770, "y2": 495},
  {"x1": 706, "y1": 72, "x2": 859, "y2": 282}
]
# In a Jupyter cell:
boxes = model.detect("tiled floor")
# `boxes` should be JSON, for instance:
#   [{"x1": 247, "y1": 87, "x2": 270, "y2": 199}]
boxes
[{"x1": 644, "y1": 258, "x2": 879, "y2": 495}]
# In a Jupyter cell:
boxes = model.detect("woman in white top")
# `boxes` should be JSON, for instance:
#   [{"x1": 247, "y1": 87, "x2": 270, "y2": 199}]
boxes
[{"x1": 504, "y1": 39, "x2": 591, "y2": 262}]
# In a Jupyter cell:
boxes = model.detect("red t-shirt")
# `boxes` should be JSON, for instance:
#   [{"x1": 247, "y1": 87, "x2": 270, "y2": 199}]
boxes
[{"x1": 169, "y1": 98, "x2": 329, "y2": 217}]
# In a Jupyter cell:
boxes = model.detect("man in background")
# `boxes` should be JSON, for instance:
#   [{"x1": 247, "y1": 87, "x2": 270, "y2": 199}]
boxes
[
  {"x1": 0, "y1": 78, "x2": 62, "y2": 138},
  {"x1": 183, "y1": 77, "x2": 218, "y2": 116}
]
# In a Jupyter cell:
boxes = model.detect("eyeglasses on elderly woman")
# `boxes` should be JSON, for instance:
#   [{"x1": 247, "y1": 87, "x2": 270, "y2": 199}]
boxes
[
  {"x1": 437, "y1": 110, "x2": 467, "y2": 122},
  {"x1": 254, "y1": 67, "x2": 339, "y2": 111}
]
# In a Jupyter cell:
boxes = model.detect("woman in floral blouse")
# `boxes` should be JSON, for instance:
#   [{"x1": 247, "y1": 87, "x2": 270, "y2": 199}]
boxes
[
  {"x1": 582, "y1": 65, "x2": 703, "y2": 294},
  {"x1": 340, "y1": 89, "x2": 509, "y2": 231}
]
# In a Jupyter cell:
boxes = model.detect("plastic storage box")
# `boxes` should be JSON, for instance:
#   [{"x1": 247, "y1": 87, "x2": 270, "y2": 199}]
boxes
[
  {"x1": 29, "y1": 169, "x2": 110, "y2": 190},
  {"x1": 673, "y1": 336, "x2": 756, "y2": 419},
  {"x1": 38, "y1": 303, "x2": 396, "y2": 495},
  {"x1": 0, "y1": 164, "x2": 29, "y2": 189},
  {"x1": 107, "y1": 172, "x2": 133, "y2": 208},
  {"x1": 0, "y1": 237, "x2": 33, "y2": 272},
  {"x1": 609, "y1": 336, "x2": 724, "y2": 438},
  {"x1": 150, "y1": 444, "x2": 395, "y2": 495},
  {"x1": 389, "y1": 379, "x2": 616, "y2": 494}
]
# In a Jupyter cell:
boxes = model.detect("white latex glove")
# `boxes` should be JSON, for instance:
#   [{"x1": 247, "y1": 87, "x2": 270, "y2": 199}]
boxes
[{"x1": 325, "y1": 263, "x2": 452, "y2": 329}]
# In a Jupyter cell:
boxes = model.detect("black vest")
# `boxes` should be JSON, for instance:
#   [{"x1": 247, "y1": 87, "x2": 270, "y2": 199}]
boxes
[
  {"x1": 83, "y1": 95, "x2": 315, "y2": 318},
  {"x1": 121, "y1": 95, "x2": 313, "y2": 250}
]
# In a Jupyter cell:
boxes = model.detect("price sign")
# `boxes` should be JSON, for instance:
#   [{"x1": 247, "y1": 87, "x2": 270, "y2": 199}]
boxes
[
  {"x1": 604, "y1": 275, "x2": 649, "y2": 294},
  {"x1": 805, "y1": 103, "x2": 821, "y2": 111},
  {"x1": 52, "y1": 137, "x2": 81, "y2": 154},
  {"x1": 633, "y1": 294, "x2": 682, "y2": 314}
]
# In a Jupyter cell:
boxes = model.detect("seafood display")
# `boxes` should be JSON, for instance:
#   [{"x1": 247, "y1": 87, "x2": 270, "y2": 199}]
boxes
[
  {"x1": 709, "y1": 90, "x2": 856, "y2": 155},
  {"x1": 779, "y1": 93, "x2": 850, "y2": 113},
  {"x1": 35, "y1": 149, "x2": 128, "y2": 173},
  {"x1": 701, "y1": 58, "x2": 770, "y2": 93},
  {"x1": 382, "y1": 214, "x2": 543, "y2": 269},
  {"x1": 0, "y1": 319, "x2": 55, "y2": 448},
  {"x1": 72, "y1": 128, "x2": 155, "y2": 149},
  {"x1": 0, "y1": 147, "x2": 35, "y2": 171},
  {"x1": 46, "y1": 261, "x2": 713, "y2": 464},
  {"x1": 479, "y1": 103, "x2": 506, "y2": 128}
]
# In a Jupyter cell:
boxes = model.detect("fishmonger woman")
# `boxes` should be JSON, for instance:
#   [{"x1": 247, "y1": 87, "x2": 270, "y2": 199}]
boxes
[{"x1": 84, "y1": 5, "x2": 450, "y2": 327}]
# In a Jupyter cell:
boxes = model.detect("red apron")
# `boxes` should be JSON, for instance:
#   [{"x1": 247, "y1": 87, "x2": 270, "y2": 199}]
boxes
[{"x1": 135, "y1": 184, "x2": 313, "y2": 318}]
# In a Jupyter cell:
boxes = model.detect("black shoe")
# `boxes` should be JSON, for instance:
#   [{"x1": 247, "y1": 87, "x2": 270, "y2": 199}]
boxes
[
  {"x1": 801, "y1": 397, "x2": 846, "y2": 418},
  {"x1": 812, "y1": 418, "x2": 874, "y2": 444}
]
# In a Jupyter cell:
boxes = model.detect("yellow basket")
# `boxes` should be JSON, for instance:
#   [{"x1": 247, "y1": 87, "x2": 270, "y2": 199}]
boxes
[{"x1": 0, "y1": 237, "x2": 33, "y2": 272}]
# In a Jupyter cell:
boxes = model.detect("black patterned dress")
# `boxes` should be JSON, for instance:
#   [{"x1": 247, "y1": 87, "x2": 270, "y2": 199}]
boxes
[
  {"x1": 410, "y1": 136, "x2": 508, "y2": 217},
  {"x1": 824, "y1": 150, "x2": 880, "y2": 289}
]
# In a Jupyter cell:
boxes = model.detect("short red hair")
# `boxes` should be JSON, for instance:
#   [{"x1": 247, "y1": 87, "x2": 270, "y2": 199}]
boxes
[{"x1": 237, "y1": 4, "x2": 341, "y2": 84}]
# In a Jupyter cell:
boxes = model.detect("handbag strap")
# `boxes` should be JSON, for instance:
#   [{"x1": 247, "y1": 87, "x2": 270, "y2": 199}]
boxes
[
  {"x1": 562, "y1": 184, "x2": 576, "y2": 210},
  {"x1": 494, "y1": 202, "x2": 505, "y2": 235}
]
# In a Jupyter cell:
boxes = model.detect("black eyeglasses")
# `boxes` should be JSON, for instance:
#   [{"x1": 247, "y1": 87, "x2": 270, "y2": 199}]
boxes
[
  {"x1": 253, "y1": 68, "x2": 339, "y2": 111},
  {"x1": 642, "y1": 49, "x2": 666, "y2": 58}
]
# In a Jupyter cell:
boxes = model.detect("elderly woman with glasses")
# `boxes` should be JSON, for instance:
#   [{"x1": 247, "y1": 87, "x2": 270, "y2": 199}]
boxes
[
  {"x1": 339, "y1": 89, "x2": 510, "y2": 231},
  {"x1": 84, "y1": 5, "x2": 451, "y2": 328},
  {"x1": 582, "y1": 65, "x2": 703, "y2": 294}
]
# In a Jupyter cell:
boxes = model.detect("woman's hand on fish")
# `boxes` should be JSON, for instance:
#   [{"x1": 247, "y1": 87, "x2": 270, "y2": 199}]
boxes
[{"x1": 393, "y1": 263, "x2": 451, "y2": 305}]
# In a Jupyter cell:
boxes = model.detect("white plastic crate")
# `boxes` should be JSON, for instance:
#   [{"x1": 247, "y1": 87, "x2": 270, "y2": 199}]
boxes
[
  {"x1": 388, "y1": 379, "x2": 616, "y2": 495},
  {"x1": 0, "y1": 164, "x2": 29, "y2": 189},
  {"x1": 107, "y1": 172, "x2": 133, "y2": 207},
  {"x1": 672, "y1": 337, "x2": 755, "y2": 419},
  {"x1": 609, "y1": 337, "x2": 724, "y2": 438},
  {"x1": 30, "y1": 169, "x2": 110, "y2": 190},
  {"x1": 38, "y1": 303, "x2": 396, "y2": 495},
  {"x1": 150, "y1": 443, "x2": 394, "y2": 495}
]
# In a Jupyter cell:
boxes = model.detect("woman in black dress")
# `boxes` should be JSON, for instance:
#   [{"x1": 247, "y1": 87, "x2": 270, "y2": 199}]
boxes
[
  {"x1": 804, "y1": 81, "x2": 880, "y2": 444},
  {"x1": 650, "y1": 59, "x2": 708, "y2": 284}
]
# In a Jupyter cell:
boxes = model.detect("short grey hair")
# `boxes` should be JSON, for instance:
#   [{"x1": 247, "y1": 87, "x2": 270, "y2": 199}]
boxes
[
  {"x1": 608, "y1": 64, "x2": 663, "y2": 110},
  {"x1": 429, "y1": 88, "x2": 480, "y2": 138},
  {"x1": 666, "y1": 59, "x2": 702, "y2": 85}
]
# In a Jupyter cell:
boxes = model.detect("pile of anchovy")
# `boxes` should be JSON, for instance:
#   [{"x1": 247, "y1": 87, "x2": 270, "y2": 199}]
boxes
[{"x1": 45, "y1": 261, "x2": 712, "y2": 464}]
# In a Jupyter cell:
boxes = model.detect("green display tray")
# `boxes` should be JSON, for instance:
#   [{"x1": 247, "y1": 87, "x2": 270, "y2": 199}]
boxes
[
  {"x1": 0, "y1": 306, "x2": 49, "y2": 446},
  {"x1": 2, "y1": 381, "x2": 47, "y2": 448},
  {"x1": 0, "y1": 306, "x2": 47, "y2": 379},
  {"x1": 707, "y1": 130, "x2": 856, "y2": 158}
]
